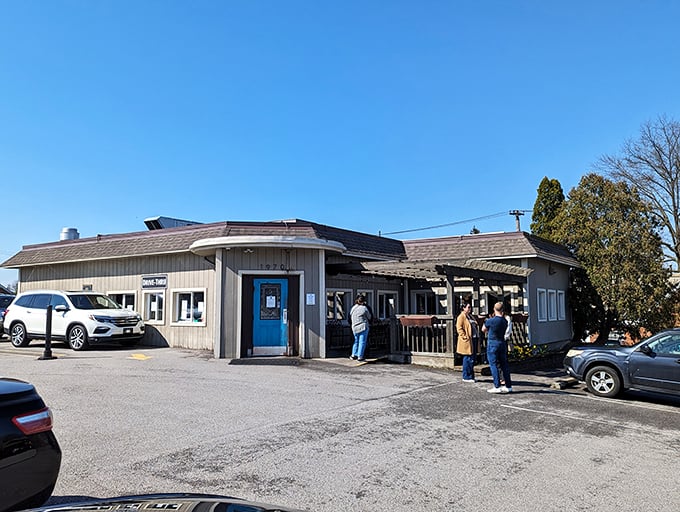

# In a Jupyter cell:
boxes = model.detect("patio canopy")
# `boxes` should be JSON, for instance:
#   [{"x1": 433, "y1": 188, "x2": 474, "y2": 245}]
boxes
[{"x1": 357, "y1": 258, "x2": 533, "y2": 283}]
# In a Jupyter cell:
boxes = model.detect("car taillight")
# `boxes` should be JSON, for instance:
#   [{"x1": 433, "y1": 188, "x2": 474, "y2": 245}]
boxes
[{"x1": 12, "y1": 407, "x2": 54, "y2": 435}]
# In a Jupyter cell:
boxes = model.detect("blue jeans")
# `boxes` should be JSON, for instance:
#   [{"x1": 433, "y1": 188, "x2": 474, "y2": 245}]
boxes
[
  {"x1": 487, "y1": 340, "x2": 512, "y2": 388},
  {"x1": 352, "y1": 328, "x2": 369, "y2": 359},
  {"x1": 462, "y1": 337, "x2": 478, "y2": 380}
]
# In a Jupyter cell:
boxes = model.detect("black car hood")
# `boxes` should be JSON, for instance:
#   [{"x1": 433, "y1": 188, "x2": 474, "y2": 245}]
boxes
[{"x1": 23, "y1": 493, "x2": 306, "y2": 512}]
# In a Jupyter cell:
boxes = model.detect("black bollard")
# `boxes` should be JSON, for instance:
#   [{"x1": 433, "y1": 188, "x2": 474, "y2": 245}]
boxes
[{"x1": 38, "y1": 304, "x2": 57, "y2": 360}]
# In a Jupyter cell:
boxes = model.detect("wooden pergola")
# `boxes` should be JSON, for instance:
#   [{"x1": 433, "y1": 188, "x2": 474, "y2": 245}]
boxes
[
  {"x1": 360, "y1": 258, "x2": 532, "y2": 282},
  {"x1": 359, "y1": 258, "x2": 532, "y2": 312}
]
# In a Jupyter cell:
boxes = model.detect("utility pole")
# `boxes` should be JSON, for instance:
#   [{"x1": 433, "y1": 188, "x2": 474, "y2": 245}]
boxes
[{"x1": 509, "y1": 210, "x2": 525, "y2": 232}]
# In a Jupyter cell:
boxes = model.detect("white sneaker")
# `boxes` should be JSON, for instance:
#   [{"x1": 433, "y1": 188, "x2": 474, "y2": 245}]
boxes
[
  {"x1": 462, "y1": 378, "x2": 476, "y2": 383},
  {"x1": 500, "y1": 386, "x2": 512, "y2": 393},
  {"x1": 487, "y1": 387, "x2": 503, "y2": 394}
]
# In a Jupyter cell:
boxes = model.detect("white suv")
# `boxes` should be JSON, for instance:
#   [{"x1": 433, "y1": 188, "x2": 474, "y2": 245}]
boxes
[{"x1": 4, "y1": 290, "x2": 145, "y2": 351}]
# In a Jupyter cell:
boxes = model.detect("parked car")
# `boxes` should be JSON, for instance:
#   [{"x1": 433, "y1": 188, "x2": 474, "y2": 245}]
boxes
[
  {"x1": 564, "y1": 328, "x2": 680, "y2": 398},
  {"x1": 3, "y1": 290, "x2": 144, "y2": 351},
  {"x1": 0, "y1": 378, "x2": 61, "y2": 512},
  {"x1": 0, "y1": 294, "x2": 14, "y2": 335},
  {"x1": 27, "y1": 493, "x2": 304, "y2": 512}
]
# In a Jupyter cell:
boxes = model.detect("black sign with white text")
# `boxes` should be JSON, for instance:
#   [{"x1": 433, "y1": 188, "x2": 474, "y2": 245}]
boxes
[{"x1": 142, "y1": 275, "x2": 168, "y2": 289}]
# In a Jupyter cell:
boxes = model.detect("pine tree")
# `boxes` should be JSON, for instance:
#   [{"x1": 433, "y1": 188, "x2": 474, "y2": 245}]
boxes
[{"x1": 530, "y1": 177, "x2": 565, "y2": 240}]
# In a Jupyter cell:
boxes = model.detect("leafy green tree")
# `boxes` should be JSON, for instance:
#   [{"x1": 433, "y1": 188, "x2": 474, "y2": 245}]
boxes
[
  {"x1": 530, "y1": 177, "x2": 565, "y2": 240},
  {"x1": 598, "y1": 116, "x2": 680, "y2": 269},
  {"x1": 567, "y1": 267, "x2": 605, "y2": 342},
  {"x1": 555, "y1": 173, "x2": 673, "y2": 341}
]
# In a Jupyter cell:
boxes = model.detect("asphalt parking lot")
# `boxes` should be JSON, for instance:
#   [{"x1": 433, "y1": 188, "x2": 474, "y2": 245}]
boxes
[{"x1": 2, "y1": 341, "x2": 679, "y2": 512}]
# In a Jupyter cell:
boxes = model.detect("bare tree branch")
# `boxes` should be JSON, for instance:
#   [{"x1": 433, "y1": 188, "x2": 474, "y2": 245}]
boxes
[{"x1": 598, "y1": 116, "x2": 680, "y2": 269}]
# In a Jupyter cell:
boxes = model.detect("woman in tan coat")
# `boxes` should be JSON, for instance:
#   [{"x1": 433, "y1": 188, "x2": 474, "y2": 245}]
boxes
[{"x1": 456, "y1": 303, "x2": 478, "y2": 382}]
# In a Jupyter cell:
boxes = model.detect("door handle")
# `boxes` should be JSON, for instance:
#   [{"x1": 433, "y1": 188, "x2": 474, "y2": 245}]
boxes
[{"x1": 283, "y1": 308, "x2": 288, "y2": 324}]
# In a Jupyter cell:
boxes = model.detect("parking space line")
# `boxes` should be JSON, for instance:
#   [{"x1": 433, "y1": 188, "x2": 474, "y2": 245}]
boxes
[
  {"x1": 0, "y1": 348, "x2": 68, "y2": 358},
  {"x1": 500, "y1": 404, "x2": 648, "y2": 431},
  {"x1": 501, "y1": 403, "x2": 677, "y2": 436},
  {"x1": 557, "y1": 389, "x2": 680, "y2": 414}
]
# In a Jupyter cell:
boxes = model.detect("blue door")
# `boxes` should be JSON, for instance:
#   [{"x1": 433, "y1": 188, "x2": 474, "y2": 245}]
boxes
[{"x1": 252, "y1": 278, "x2": 289, "y2": 355}]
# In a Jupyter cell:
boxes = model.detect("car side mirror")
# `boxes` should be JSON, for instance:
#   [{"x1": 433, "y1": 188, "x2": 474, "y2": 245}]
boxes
[
  {"x1": 54, "y1": 305, "x2": 68, "y2": 313},
  {"x1": 639, "y1": 345, "x2": 654, "y2": 356}
]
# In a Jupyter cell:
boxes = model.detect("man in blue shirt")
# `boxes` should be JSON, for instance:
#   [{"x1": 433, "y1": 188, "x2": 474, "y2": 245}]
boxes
[{"x1": 482, "y1": 302, "x2": 513, "y2": 393}]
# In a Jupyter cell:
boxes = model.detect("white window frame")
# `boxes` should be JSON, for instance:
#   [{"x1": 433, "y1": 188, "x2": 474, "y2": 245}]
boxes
[
  {"x1": 557, "y1": 290, "x2": 566, "y2": 321},
  {"x1": 143, "y1": 290, "x2": 165, "y2": 325},
  {"x1": 107, "y1": 290, "x2": 137, "y2": 312},
  {"x1": 378, "y1": 290, "x2": 398, "y2": 319},
  {"x1": 170, "y1": 288, "x2": 207, "y2": 326},
  {"x1": 326, "y1": 288, "x2": 352, "y2": 322},
  {"x1": 537, "y1": 288, "x2": 547, "y2": 322},
  {"x1": 548, "y1": 289, "x2": 557, "y2": 321}
]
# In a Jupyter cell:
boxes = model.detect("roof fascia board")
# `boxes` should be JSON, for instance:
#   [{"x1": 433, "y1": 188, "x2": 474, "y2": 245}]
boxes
[
  {"x1": 2, "y1": 249, "x2": 192, "y2": 268},
  {"x1": 190, "y1": 235, "x2": 346, "y2": 256},
  {"x1": 474, "y1": 254, "x2": 580, "y2": 268}
]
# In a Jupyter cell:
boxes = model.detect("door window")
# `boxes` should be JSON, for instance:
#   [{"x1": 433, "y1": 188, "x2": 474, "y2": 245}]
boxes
[
  {"x1": 50, "y1": 294, "x2": 69, "y2": 309},
  {"x1": 260, "y1": 284, "x2": 281, "y2": 320},
  {"x1": 30, "y1": 294, "x2": 51, "y2": 309},
  {"x1": 647, "y1": 334, "x2": 680, "y2": 355}
]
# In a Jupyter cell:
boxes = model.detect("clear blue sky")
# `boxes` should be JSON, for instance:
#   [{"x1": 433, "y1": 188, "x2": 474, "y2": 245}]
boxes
[{"x1": 2, "y1": 0, "x2": 680, "y2": 286}]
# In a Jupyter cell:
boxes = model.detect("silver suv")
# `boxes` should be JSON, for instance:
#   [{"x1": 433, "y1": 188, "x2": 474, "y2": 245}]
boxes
[{"x1": 4, "y1": 290, "x2": 144, "y2": 351}]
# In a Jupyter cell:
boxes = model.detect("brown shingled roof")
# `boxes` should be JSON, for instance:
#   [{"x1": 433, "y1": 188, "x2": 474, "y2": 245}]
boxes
[
  {"x1": 402, "y1": 231, "x2": 579, "y2": 267},
  {"x1": 1, "y1": 219, "x2": 406, "y2": 268}
]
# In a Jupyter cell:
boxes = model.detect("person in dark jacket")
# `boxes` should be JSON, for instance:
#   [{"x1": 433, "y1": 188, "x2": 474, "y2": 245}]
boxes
[{"x1": 482, "y1": 302, "x2": 513, "y2": 394}]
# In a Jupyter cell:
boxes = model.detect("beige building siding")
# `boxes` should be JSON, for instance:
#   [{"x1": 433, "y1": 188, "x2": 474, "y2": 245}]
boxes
[{"x1": 17, "y1": 252, "x2": 216, "y2": 351}]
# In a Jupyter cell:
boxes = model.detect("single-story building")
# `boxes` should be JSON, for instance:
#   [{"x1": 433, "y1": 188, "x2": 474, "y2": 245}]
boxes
[{"x1": 1, "y1": 217, "x2": 579, "y2": 361}]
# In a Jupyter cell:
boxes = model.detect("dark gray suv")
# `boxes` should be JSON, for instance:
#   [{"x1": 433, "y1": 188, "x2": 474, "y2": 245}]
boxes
[{"x1": 563, "y1": 328, "x2": 680, "y2": 398}]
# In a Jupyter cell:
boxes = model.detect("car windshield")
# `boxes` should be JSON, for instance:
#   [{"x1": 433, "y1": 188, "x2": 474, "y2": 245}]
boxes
[{"x1": 67, "y1": 294, "x2": 122, "y2": 310}]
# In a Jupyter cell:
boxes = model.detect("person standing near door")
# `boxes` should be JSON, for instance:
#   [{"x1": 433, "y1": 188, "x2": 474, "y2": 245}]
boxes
[
  {"x1": 456, "y1": 302, "x2": 478, "y2": 382},
  {"x1": 350, "y1": 295, "x2": 372, "y2": 361}
]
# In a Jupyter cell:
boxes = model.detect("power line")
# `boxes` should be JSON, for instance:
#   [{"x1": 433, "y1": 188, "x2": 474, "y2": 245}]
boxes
[{"x1": 381, "y1": 211, "x2": 509, "y2": 236}]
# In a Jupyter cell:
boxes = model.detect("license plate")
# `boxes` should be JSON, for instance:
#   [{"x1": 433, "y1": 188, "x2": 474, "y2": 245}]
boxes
[{"x1": 124, "y1": 328, "x2": 132, "y2": 334}]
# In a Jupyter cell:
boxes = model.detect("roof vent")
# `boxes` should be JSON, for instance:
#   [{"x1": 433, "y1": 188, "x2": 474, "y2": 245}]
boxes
[
  {"x1": 60, "y1": 227, "x2": 80, "y2": 241},
  {"x1": 144, "y1": 216, "x2": 202, "y2": 230}
]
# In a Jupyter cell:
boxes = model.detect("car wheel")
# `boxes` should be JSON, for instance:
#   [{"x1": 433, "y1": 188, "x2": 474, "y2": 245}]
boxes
[
  {"x1": 10, "y1": 322, "x2": 30, "y2": 347},
  {"x1": 585, "y1": 365, "x2": 622, "y2": 397},
  {"x1": 67, "y1": 324, "x2": 89, "y2": 351}
]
